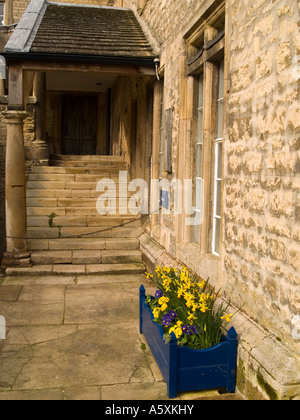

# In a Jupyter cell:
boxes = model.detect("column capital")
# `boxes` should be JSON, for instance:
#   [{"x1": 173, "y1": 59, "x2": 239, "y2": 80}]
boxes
[{"x1": 2, "y1": 110, "x2": 28, "y2": 123}]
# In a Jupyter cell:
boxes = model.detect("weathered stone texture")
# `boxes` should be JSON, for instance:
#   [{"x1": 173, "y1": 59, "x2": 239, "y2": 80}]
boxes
[
  {"x1": 0, "y1": 0, "x2": 298, "y2": 400},
  {"x1": 224, "y1": 0, "x2": 300, "y2": 361},
  {"x1": 0, "y1": 102, "x2": 6, "y2": 260},
  {"x1": 12, "y1": 0, "x2": 124, "y2": 22}
]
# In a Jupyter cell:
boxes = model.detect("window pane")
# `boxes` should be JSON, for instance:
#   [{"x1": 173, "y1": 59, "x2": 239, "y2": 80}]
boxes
[
  {"x1": 215, "y1": 180, "x2": 222, "y2": 216},
  {"x1": 0, "y1": 4, "x2": 3, "y2": 26},
  {"x1": 198, "y1": 76, "x2": 204, "y2": 107},
  {"x1": 196, "y1": 143, "x2": 202, "y2": 177},
  {"x1": 216, "y1": 61, "x2": 224, "y2": 139},
  {"x1": 159, "y1": 89, "x2": 164, "y2": 179},
  {"x1": 217, "y1": 99, "x2": 224, "y2": 139},
  {"x1": 197, "y1": 109, "x2": 203, "y2": 142},
  {"x1": 218, "y1": 61, "x2": 224, "y2": 98},
  {"x1": 216, "y1": 142, "x2": 222, "y2": 179},
  {"x1": 213, "y1": 218, "x2": 220, "y2": 255},
  {"x1": 212, "y1": 61, "x2": 224, "y2": 256}
]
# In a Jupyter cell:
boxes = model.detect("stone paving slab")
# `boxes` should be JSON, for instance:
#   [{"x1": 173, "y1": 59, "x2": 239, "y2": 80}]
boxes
[{"x1": 0, "y1": 273, "x2": 243, "y2": 400}]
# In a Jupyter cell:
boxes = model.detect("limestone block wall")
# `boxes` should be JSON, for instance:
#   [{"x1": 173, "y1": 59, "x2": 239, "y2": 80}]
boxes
[
  {"x1": 12, "y1": 0, "x2": 125, "y2": 22},
  {"x1": 223, "y1": 0, "x2": 300, "y2": 358},
  {"x1": 134, "y1": 0, "x2": 300, "y2": 399},
  {"x1": 132, "y1": 0, "x2": 209, "y2": 259},
  {"x1": 0, "y1": 100, "x2": 7, "y2": 261}
]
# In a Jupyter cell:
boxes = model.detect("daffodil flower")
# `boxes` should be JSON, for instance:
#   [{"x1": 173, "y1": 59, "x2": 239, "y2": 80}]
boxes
[
  {"x1": 169, "y1": 321, "x2": 183, "y2": 338},
  {"x1": 221, "y1": 313, "x2": 233, "y2": 322}
]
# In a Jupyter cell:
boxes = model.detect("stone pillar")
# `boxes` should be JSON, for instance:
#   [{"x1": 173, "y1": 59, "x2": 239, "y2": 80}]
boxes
[
  {"x1": 2, "y1": 110, "x2": 31, "y2": 267},
  {"x1": 28, "y1": 72, "x2": 49, "y2": 164},
  {"x1": 4, "y1": 0, "x2": 14, "y2": 26}
]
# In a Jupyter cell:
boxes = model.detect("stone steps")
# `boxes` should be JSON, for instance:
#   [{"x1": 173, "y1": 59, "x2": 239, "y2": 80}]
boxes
[
  {"x1": 50, "y1": 154, "x2": 128, "y2": 169},
  {"x1": 30, "y1": 249, "x2": 143, "y2": 265},
  {"x1": 27, "y1": 237, "x2": 140, "y2": 251},
  {"x1": 28, "y1": 173, "x2": 124, "y2": 182},
  {"x1": 5, "y1": 263, "x2": 145, "y2": 276},
  {"x1": 24, "y1": 156, "x2": 145, "y2": 276},
  {"x1": 27, "y1": 215, "x2": 143, "y2": 227}
]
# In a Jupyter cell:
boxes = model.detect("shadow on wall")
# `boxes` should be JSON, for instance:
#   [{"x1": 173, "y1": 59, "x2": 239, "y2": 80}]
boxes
[{"x1": 0, "y1": 151, "x2": 5, "y2": 261}]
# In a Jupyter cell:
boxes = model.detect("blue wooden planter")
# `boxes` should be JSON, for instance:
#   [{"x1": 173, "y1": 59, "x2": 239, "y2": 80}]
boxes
[{"x1": 139, "y1": 285, "x2": 238, "y2": 399}]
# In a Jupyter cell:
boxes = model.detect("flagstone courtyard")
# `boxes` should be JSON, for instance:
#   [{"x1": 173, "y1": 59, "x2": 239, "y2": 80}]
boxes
[{"x1": 0, "y1": 273, "x2": 243, "y2": 400}]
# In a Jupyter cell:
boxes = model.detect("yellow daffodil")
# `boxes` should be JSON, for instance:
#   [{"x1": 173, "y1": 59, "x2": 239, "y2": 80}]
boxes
[
  {"x1": 153, "y1": 308, "x2": 160, "y2": 319},
  {"x1": 169, "y1": 321, "x2": 183, "y2": 338},
  {"x1": 197, "y1": 280, "x2": 206, "y2": 289},
  {"x1": 187, "y1": 311, "x2": 197, "y2": 324},
  {"x1": 221, "y1": 313, "x2": 233, "y2": 323},
  {"x1": 158, "y1": 296, "x2": 169, "y2": 312},
  {"x1": 199, "y1": 304, "x2": 209, "y2": 313},
  {"x1": 177, "y1": 286, "x2": 185, "y2": 299}
]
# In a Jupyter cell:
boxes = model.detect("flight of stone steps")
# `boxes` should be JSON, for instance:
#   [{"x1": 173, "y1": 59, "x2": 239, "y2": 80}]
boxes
[{"x1": 7, "y1": 155, "x2": 145, "y2": 276}]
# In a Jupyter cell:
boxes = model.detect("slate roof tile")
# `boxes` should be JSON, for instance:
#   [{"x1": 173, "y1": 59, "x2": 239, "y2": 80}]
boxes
[{"x1": 29, "y1": 3, "x2": 155, "y2": 57}]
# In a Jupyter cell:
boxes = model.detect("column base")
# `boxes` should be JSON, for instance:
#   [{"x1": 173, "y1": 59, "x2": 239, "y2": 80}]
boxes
[
  {"x1": 2, "y1": 251, "x2": 32, "y2": 268},
  {"x1": 27, "y1": 140, "x2": 49, "y2": 164}
]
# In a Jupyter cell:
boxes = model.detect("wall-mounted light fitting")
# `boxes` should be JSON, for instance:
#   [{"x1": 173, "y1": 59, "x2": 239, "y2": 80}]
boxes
[{"x1": 154, "y1": 58, "x2": 160, "y2": 81}]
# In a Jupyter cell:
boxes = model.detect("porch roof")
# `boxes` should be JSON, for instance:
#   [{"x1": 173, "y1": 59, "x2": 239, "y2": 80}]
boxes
[{"x1": 3, "y1": 0, "x2": 157, "y2": 67}]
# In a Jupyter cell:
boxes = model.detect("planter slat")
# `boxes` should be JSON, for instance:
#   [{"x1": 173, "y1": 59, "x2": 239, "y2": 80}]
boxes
[{"x1": 140, "y1": 285, "x2": 237, "y2": 398}]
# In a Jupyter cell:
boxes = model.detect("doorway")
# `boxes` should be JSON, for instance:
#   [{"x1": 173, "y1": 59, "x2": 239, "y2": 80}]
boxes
[{"x1": 62, "y1": 95, "x2": 97, "y2": 155}]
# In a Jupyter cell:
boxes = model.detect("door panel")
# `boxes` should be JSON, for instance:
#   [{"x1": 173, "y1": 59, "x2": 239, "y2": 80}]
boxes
[{"x1": 62, "y1": 96, "x2": 97, "y2": 155}]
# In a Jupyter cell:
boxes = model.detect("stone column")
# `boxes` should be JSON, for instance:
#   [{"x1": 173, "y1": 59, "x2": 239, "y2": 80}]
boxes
[
  {"x1": 2, "y1": 110, "x2": 31, "y2": 267},
  {"x1": 4, "y1": 0, "x2": 14, "y2": 26},
  {"x1": 28, "y1": 72, "x2": 49, "y2": 164}
]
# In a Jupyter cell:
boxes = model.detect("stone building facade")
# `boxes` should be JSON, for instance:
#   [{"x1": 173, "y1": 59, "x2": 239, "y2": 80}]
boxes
[
  {"x1": 0, "y1": 0, "x2": 299, "y2": 400},
  {"x1": 134, "y1": 0, "x2": 300, "y2": 400}
]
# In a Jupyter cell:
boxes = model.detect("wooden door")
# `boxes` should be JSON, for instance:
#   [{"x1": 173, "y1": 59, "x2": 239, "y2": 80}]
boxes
[{"x1": 62, "y1": 96, "x2": 97, "y2": 155}]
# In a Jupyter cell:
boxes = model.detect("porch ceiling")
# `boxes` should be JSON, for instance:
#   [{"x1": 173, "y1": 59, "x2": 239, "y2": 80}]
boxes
[
  {"x1": 4, "y1": 0, "x2": 157, "y2": 67},
  {"x1": 46, "y1": 71, "x2": 118, "y2": 93}
]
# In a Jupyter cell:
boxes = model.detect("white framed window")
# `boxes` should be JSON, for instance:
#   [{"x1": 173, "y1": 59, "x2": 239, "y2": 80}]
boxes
[
  {"x1": 0, "y1": 3, "x2": 4, "y2": 26},
  {"x1": 191, "y1": 73, "x2": 204, "y2": 244},
  {"x1": 212, "y1": 60, "x2": 224, "y2": 256},
  {"x1": 157, "y1": 85, "x2": 165, "y2": 221},
  {"x1": 159, "y1": 89, "x2": 164, "y2": 181}
]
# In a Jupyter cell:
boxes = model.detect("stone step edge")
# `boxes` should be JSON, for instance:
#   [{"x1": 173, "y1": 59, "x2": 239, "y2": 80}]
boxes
[
  {"x1": 5, "y1": 263, "x2": 145, "y2": 276},
  {"x1": 27, "y1": 238, "x2": 140, "y2": 251},
  {"x1": 30, "y1": 249, "x2": 143, "y2": 265}
]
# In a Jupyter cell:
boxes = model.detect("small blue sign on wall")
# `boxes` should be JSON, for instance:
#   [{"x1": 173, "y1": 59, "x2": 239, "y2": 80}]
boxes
[{"x1": 160, "y1": 190, "x2": 169, "y2": 210}]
